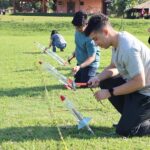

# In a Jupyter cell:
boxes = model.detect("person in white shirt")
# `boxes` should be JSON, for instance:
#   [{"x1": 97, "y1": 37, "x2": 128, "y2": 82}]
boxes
[{"x1": 85, "y1": 13, "x2": 150, "y2": 137}]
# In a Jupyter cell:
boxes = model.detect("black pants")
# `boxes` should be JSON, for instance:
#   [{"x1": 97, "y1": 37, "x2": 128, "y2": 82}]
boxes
[
  {"x1": 100, "y1": 76, "x2": 150, "y2": 137},
  {"x1": 74, "y1": 66, "x2": 97, "y2": 83}
]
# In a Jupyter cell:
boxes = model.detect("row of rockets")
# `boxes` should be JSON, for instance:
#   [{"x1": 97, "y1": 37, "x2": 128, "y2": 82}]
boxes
[{"x1": 35, "y1": 42, "x2": 94, "y2": 135}]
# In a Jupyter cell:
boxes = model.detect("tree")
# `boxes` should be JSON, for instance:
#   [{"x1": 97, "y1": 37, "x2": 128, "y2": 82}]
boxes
[
  {"x1": 138, "y1": 0, "x2": 148, "y2": 4},
  {"x1": 109, "y1": 0, "x2": 139, "y2": 17},
  {"x1": 0, "y1": 0, "x2": 9, "y2": 8}
]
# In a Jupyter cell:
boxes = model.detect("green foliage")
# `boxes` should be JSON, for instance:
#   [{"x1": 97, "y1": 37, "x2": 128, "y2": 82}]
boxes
[
  {"x1": 0, "y1": 0, "x2": 55, "y2": 12},
  {"x1": 138, "y1": 0, "x2": 148, "y2": 4},
  {"x1": 0, "y1": 0, "x2": 10, "y2": 8},
  {"x1": 109, "y1": 0, "x2": 145, "y2": 17},
  {"x1": 35, "y1": 1, "x2": 41, "y2": 10}
]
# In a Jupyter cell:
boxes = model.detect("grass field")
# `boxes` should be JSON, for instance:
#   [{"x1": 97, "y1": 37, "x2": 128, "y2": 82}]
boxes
[{"x1": 0, "y1": 15, "x2": 150, "y2": 150}]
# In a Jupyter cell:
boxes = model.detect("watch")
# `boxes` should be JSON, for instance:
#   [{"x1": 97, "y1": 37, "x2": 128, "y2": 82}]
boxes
[{"x1": 108, "y1": 88, "x2": 114, "y2": 97}]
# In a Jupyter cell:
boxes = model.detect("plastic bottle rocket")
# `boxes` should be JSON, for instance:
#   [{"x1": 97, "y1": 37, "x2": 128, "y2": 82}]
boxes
[
  {"x1": 35, "y1": 42, "x2": 67, "y2": 66},
  {"x1": 60, "y1": 95, "x2": 94, "y2": 135},
  {"x1": 39, "y1": 61, "x2": 72, "y2": 88},
  {"x1": 39, "y1": 61, "x2": 88, "y2": 90}
]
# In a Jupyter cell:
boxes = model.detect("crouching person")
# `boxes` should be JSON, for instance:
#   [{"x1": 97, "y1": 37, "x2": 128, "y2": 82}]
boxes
[
  {"x1": 45, "y1": 30, "x2": 67, "y2": 52},
  {"x1": 85, "y1": 13, "x2": 150, "y2": 137},
  {"x1": 68, "y1": 11, "x2": 100, "y2": 83}
]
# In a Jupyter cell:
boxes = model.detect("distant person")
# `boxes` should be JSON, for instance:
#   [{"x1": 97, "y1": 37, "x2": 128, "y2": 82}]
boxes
[
  {"x1": 45, "y1": 30, "x2": 67, "y2": 52},
  {"x1": 68, "y1": 11, "x2": 100, "y2": 83},
  {"x1": 148, "y1": 28, "x2": 150, "y2": 44},
  {"x1": 2, "y1": 9, "x2": 5, "y2": 15},
  {"x1": 141, "y1": 8, "x2": 145, "y2": 18}
]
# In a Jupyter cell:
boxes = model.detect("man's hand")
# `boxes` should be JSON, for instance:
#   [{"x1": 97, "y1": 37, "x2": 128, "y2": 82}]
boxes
[
  {"x1": 94, "y1": 89, "x2": 111, "y2": 101},
  {"x1": 72, "y1": 66, "x2": 80, "y2": 75},
  {"x1": 44, "y1": 47, "x2": 49, "y2": 53},
  {"x1": 88, "y1": 76, "x2": 100, "y2": 88}
]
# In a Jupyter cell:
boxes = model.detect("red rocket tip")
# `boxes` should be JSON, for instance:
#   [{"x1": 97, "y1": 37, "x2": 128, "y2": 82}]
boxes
[
  {"x1": 39, "y1": 61, "x2": 42, "y2": 64},
  {"x1": 60, "y1": 95, "x2": 66, "y2": 101}
]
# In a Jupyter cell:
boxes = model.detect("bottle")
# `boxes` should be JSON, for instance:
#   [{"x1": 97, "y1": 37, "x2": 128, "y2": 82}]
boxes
[{"x1": 60, "y1": 95, "x2": 94, "y2": 135}]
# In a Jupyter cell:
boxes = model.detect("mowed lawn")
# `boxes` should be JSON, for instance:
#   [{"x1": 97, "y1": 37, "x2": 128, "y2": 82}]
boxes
[{"x1": 0, "y1": 15, "x2": 150, "y2": 150}]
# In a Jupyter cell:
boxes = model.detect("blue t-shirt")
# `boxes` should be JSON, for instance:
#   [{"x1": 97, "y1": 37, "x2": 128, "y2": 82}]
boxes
[
  {"x1": 51, "y1": 34, "x2": 67, "y2": 47},
  {"x1": 75, "y1": 31, "x2": 100, "y2": 68}
]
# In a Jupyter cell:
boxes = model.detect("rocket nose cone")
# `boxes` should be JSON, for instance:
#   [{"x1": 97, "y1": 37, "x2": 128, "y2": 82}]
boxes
[{"x1": 60, "y1": 95, "x2": 66, "y2": 101}]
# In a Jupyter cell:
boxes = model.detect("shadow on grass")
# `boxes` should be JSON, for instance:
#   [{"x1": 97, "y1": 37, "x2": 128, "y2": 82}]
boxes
[
  {"x1": 56, "y1": 66, "x2": 71, "y2": 71},
  {"x1": 23, "y1": 52, "x2": 41, "y2": 55},
  {"x1": 0, "y1": 85, "x2": 65, "y2": 97},
  {"x1": 14, "y1": 69, "x2": 35, "y2": 72},
  {"x1": 61, "y1": 125, "x2": 118, "y2": 139},
  {"x1": 0, "y1": 125, "x2": 118, "y2": 143}
]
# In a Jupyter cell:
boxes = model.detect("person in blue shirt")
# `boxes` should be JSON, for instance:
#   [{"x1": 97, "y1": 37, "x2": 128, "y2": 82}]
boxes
[
  {"x1": 68, "y1": 11, "x2": 100, "y2": 83},
  {"x1": 45, "y1": 30, "x2": 67, "y2": 52}
]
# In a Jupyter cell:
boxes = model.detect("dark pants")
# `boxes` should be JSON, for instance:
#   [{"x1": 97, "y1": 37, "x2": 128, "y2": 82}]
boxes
[
  {"x1": 100, "y1": 76, "x2": 150, "y2": 137},
  {"x1": 74, "y1": 66, "x2": 97, "y2": 83},
  {"x1": 52, "y1": 43, "x2": 66, "y2": 52}
]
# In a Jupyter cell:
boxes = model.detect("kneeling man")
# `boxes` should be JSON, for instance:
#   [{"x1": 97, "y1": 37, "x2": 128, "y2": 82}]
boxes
[{"x1": 85, "y1": 14, "x2": 150, "y2": 137}]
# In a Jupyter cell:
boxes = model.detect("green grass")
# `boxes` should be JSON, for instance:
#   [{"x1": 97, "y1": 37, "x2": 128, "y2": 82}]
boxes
[{"x1": 0, "y1": 15, "x2": 150, "y2": 150}]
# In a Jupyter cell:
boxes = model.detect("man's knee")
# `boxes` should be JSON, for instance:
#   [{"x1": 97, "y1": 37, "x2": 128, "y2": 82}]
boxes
[
  {"x1": 99, "y1": 80, "x2": 107, "y2": 89},
  {"x1": 99, "y1": 78, "x2": 114, "y2": 89},
  {"x1": 100, "y1": 77, "x2": 126, "y2": 89},
  {"x1": 116, "y1": 120, "x2": 150, "y2": 137}
]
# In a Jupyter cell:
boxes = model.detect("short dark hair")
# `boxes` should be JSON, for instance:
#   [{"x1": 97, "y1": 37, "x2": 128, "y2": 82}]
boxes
[
  {"x1": 51, "y1": 30, "x2": 58, "y2": 37},
  {"x1": 72, "y1": 11, "x2": 88, "y2": 27},
  {"x1": 84, "y1": 13, "x2": 109, "y2": 36}
]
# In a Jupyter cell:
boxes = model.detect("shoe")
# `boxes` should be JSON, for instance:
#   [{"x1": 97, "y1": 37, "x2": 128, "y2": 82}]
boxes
[{"x1": 113, "y1": 123, "x2": 118, "y2": 128}]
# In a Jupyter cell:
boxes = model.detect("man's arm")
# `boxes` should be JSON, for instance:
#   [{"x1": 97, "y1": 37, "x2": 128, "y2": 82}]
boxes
[
  {"x1": 73, "y1": 39, "x2": 99, "y2": 75},
  {"x1": 113, "y1": 48, "x2": 146, "y2": 96},
  {"x1": 113, "y1": 72, "x2": 145, "y2": 96},
  {"x1": 72, "y1": 54, "x2": 96, "y2": 75},
  {"x1": 94, "y1": 72, "x2": 145, "y2": 101},
  {"x1": 80, "y1": 54, "x2": 96, "y2": 68},
  {"x1": 97, "y1": 62, "x2": 119, "y2": 82},
  {"x1": 88, "y1": 62, "x2": 119, "y2": 87},
  {"x1": 94, "y1": 49, "x2": 146, "y2": 101}
]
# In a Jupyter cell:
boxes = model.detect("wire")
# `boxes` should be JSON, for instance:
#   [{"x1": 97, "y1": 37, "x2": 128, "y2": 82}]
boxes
[{"x1": 36, "y1": 62, "x2": 69, "y2": 150}]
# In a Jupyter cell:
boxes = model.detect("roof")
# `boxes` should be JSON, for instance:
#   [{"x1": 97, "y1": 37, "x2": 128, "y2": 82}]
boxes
[{"x1": 133, "y1": 0, "x2": 150, "y2": 9}]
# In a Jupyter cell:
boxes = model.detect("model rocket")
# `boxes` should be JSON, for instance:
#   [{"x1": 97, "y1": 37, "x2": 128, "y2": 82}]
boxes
[
  {"x1": 35, "y1": 42, "x2": 67, "y2": 66},
  {"x1": 60, "y1": 95, "x2": 94, "y2": 135},
  {"x1": 39, "y1": 61, "x2": 88, "y2": 90}
]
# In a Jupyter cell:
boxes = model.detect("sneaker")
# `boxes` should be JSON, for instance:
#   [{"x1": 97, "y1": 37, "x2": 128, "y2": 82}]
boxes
[{"x1": 113, "y1": 123, "x2": 118, "y2": 128}]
